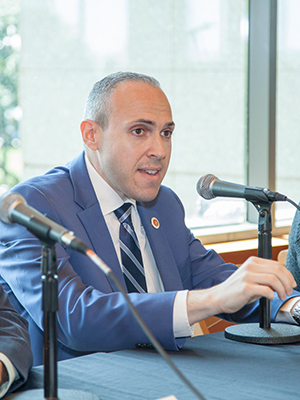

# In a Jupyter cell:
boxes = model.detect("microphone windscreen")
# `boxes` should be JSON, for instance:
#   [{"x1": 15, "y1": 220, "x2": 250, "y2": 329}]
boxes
[
  {"x1": 196, "y1": 174, "x2": 218, "y2": 200},
  {"x1": 0, "y1": 192, "x2": 26, "y2": 224}
]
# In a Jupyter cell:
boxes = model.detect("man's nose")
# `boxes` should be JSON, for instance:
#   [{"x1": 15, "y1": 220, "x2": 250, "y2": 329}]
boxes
[{"x1": 147, "y1": 134, "x2": 167, "y2": 159}]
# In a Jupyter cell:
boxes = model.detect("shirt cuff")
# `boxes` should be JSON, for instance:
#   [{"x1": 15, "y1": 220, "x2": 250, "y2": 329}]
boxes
[
  {"x1": 276, "y1": 297, "x2": 300, "y2": 324},
  {"x1": 173, "y1": 290, "x2": 194, "y2": 338},
  {"x1": 0, "y1": 353, "x2": 19, "y2": 398}
]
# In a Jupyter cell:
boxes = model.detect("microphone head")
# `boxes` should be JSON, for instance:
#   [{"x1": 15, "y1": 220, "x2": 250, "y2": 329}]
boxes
[
  {"x1": 196, "y1": 174, "x2": 218, "y2": 200},
  {"x1": 0, "y1": 192, "x2": 26, "y2": 224}
]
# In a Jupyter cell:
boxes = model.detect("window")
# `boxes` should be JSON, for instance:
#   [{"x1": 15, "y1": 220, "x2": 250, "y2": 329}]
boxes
[{"x1": 1, "y1": 0, "x2": 297, "y2": 243}]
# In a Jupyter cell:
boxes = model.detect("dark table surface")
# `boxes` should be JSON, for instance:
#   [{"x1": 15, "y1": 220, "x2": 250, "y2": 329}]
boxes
[{"x1": 10, "y1": 330, "x2": 300, "y2": 400}]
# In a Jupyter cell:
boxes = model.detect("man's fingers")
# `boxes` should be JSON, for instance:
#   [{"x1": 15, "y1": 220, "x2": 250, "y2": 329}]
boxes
[{"x1": 240, "y1": 256, "x2": 296, "y2": 297}]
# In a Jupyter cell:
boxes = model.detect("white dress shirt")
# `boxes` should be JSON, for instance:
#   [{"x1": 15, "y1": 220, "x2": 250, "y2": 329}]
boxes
[
  {"x1": 85, "y1": 155, "x2": 193, "y2": 338},
  {"x1": 0, "y1": 353, "x2": 18, "y2": 398}
]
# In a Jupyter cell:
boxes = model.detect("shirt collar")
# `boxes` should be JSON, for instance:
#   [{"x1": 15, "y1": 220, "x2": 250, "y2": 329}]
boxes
[{"x1": 85, "y1": 154, "x2": 136, "y2": 216}]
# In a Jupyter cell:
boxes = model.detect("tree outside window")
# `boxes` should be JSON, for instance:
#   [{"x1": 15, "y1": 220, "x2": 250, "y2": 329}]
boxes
[{"x1": 0, "y1": 0, "x2": 22, "y2": 195}]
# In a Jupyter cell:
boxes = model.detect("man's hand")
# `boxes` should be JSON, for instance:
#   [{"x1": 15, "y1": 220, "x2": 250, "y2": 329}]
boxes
[
  {"x1": 187, "y1": 256, "x2": 297, "y2": 326},
  {"x1": 0, "y1": 361, "x2": 8, "y2": 385}
]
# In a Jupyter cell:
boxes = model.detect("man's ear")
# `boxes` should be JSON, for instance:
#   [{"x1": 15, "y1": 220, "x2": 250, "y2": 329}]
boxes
[{"x1": 80, "y1": 119, "x2": 102, "y2": 151}]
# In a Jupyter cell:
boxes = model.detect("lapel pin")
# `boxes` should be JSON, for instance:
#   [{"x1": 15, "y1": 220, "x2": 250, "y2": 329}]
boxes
[{"x1": 151, "y1": 217, "x2": 160, "y2": 229}]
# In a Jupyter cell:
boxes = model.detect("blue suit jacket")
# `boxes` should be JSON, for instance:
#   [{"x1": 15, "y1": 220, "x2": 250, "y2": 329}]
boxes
[{"x1": 0, "y1": 152, "x2": 296, "y2": 366}]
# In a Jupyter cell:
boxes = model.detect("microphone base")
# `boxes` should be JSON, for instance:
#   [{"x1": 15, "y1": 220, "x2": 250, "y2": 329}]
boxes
[
  {"x1": 5, "y1": 388, "x2": 100, "y2": 400},
  {"x1": 225, "y1": 323, "x2": 300, "y2": 344}
]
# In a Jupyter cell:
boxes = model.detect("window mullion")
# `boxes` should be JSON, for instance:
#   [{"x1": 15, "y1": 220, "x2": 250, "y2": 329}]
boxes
[{"x1": 247, "y1": 0, "x2": 277, "y2": 224}]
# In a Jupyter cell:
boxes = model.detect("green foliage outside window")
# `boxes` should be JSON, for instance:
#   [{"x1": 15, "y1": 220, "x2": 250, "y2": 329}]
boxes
[{"x1": 0, "y1": 0, "x2": 21, "y2": 194}]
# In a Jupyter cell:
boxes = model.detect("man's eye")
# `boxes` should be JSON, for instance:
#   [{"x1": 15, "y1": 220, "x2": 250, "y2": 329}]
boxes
[
  {"x1": 132, "y1": 128, "x2": 144, "y2": 135},
  {"x1": 161, "y1": 130, "x2": 172, "y2": 138}
]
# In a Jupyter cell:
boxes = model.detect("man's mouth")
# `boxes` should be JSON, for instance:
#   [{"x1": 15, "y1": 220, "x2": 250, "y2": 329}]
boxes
[{"x1": 138, "y1": 167, "x2": 161, "y2": 176}]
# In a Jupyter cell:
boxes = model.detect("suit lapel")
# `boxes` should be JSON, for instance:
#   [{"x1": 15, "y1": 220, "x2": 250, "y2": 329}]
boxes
[
  {"x1": 76, "y1": 205, "x2": 124, "y2": 281},
  {"x1": 138, "y1": 204, "x2": 184, "y2": 291},
  {"x1": 68, "y1": 153, "x2": 127, "y2": 292}
]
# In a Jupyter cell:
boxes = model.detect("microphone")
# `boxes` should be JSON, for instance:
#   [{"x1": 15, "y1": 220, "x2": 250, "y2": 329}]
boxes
[
  {"x1": 196, "y1": 174, "x2": 287, "y2": 203},
  {"x1": 0, "y1": 192, "x2": 89, "y2": 253}
]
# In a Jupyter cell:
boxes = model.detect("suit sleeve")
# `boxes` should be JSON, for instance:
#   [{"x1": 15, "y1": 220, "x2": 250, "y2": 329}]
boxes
[{"x1": 0, "y1": 287, "x2": 33, "y2": 394}]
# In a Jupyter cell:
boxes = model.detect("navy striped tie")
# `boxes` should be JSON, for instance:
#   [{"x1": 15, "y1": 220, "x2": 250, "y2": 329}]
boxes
[{"x1": 114, "y1": 203, "x2": 147, "y2": 293}]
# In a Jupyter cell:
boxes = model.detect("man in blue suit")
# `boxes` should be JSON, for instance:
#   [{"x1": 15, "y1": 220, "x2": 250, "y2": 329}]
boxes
[{"x1": 0, "y1": 72, "x2": 299, "y2": 367}]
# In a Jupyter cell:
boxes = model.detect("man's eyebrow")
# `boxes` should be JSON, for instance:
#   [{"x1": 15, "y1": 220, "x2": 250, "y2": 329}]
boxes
[
  {"x1": 165, "y1": 121, "x2": 175, "y2": 128},
  {"x1": 133, "y1": 119, "x2": 175, "y2": 128}
]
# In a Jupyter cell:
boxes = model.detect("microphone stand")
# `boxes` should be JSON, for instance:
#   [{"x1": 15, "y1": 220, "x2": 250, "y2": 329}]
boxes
[
  {"x1": 6, "y1": 229, "x2": 99, "y2": 399},
  {"x1": 41, "y1": 241, "x2": 58, "y2": 399},
  {"x1": 225, "y1": 199, "x2": 300, "y2": 344}
]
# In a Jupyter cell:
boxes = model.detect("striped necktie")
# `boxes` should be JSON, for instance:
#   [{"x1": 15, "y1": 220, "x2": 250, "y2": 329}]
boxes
[{"x1": 114, "y1": 203, "x2": 147, "y2": 293}]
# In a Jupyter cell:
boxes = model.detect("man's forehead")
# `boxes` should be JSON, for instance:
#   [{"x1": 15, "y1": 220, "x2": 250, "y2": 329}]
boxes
[{"x1": 108, "y1": 80, "x2": 173, "y2": 119}]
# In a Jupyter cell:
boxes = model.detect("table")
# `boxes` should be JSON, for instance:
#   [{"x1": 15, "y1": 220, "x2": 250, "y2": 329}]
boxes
[{"x1": 12, "y1": 331, "x2": 300, "y2": 400}]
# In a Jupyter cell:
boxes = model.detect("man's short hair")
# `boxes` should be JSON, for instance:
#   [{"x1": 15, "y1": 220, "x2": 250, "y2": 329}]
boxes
[{"x1": 83, "y1": 71, "x2": 161, "y2": 129}]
